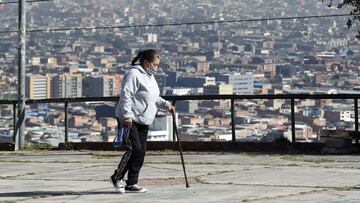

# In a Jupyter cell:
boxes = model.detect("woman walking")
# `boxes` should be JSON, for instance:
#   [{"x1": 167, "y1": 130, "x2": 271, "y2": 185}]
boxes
[{"x1": 111, "y1": 49, "x2": 175, "y2": 193}]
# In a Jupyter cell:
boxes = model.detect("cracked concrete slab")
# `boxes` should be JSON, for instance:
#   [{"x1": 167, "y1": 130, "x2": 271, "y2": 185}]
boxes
[
  {"x1": 2, "y1": 183, "x2": 320, "y2": 203},
  {"x1": 1, "y1": 151, "x2": 360, "y2": 203},
  {"x1": 258, "y1": 189, "x2": 360, "y2": 203},
  {"x1": 200, "y1": 166, "x2": 360, "y2": 188},
  {"x1": 0, "y1": 162, "x2": 100, "y2": 178}
]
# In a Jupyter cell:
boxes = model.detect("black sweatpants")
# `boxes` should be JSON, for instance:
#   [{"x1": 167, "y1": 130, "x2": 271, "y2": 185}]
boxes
[{"x1": 112, "y1": 122, "x2": 149, "y2": 186}]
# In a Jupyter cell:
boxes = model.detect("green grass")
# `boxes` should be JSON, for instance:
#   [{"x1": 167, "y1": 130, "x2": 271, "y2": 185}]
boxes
[
  {"x1": 145, "y1": 160, "x2": 240, "y2": 165},
  {"x1": 24, "y1": 143, "x2": 53, "y2": 151},
  {"x1": 281, "y1": 155, "x2": 335, "y2": 164},
  {"x1": 303, "y1": 158, "x2": 335, "y2": 164},
  {"x1": 0, "y1": 171, "x2": 38, "y2": 180},
  {"x1": 0, "y1": 153, "x2": 26, "y2": 156},
  {"x1": 285, "y1": 163, "x2": 300, "y2": 167},
  {"x1": 91, "y1": 153, "x2": 118, "y2": 159},
  {"x1": 281, "y1": 155, "x2": 302, "y2": 161},
  {"x1": 59, "y1": 143, "x2": 75, "y2": 150},
  {"x1": 239, "y1": 152, "x2": 258, "y2": 157},
  {"x1": 193, "y1": 170, "x2": 235, "y2": 184},
  {"x1": 0, "y1": 201, "x2": 17, "y2": 203}
]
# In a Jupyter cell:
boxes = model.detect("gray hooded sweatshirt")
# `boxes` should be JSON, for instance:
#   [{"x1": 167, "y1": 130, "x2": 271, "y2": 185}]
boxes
[{"x1": 115, "y1": 64, "x2": 170, "y2": 125}]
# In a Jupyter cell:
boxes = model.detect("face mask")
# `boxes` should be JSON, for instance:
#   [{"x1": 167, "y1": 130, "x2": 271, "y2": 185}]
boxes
[{"x1": 145, "y1": 65, "x2": 156, "y2": 76}]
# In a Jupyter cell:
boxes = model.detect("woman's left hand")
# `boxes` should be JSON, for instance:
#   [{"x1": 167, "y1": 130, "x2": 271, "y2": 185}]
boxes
[{"x1": 167, "y1": 105, "x2": 175, "y2": 113}]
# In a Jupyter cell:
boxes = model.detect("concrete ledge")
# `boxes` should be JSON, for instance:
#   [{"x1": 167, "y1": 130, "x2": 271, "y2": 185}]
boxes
[
  {"x1": 324, "y1": 138, "x2": 353, "y2": 148},
  {"x1": 57, "y1": 141, "x2": 327, "y2": 154},
  {"x1": 0, "y1": 143, "x2": 14, "y2": 151},
  {"x1": 321, "y1": 130, "x2": 357, "y2": 140},
  {"x1": 3, "y1": 141, "x2": 359, "y2": 154}
]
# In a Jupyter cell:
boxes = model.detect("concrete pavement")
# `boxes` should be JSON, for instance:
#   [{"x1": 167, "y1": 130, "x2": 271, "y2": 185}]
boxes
[{"x1": 0, "y1": 151, "x2": 359, "y2": 202}]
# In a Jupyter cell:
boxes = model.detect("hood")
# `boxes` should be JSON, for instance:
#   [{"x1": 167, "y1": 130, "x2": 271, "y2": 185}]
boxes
[{"x1": 132, "y1": 64, "x2": 146, "y2": 74}]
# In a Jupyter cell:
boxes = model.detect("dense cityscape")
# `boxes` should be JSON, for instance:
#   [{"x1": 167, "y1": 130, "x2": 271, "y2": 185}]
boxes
[{"x1": 0, "y1": 0, "x2": 359, "y2": 146}]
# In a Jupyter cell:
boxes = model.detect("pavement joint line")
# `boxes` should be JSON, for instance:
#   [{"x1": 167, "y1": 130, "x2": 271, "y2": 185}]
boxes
[
  {"x1": 3, "y1": 159, "x2": 360, "y2": 177},
  {"x1": 3, "y1": 159, "x2": 360, "y2": 170},
  {"x1": 143, "y1": 164, "x2": 254, "y2": 172},
  {"x1": 0, "y1": 164, "x2": 263, "y2": 181},
  {"x1": 192, "y1": 170, "x2": 237, "y2": 185},
  {"x1": 193, "y1": 178, "x2": 360, "y2": 190},
  {"x1": 193, "y1": 170, "x2": 360, "y2": 190},
  {"x1": 354, "y1": 184, "x2": 360, "y2": 189},
  {"x1": 7, "y1": 177, "x2": 360, "y2": 191},
  {"x1": 2, "y1": 152, "x2": 360, "y2": 163},
  {"x1": 243, "y1": 187, "x2": 360, "y2": 202},
  {"x1": 0, "y1": 164, "x2": 112, "y2": 180},
  {"x1": 280, "y1": 155, "x2": 360, "y2": 163},
  {"x1": 0, "y1": 160, "x2": 90, "y2": 164},
  {"x1": 0, "y1": 172, "x2": 41, "y2": 180},
  {"x1": 241, "y1": 188, "x2": 329, "y2": 202},
  {"x1": 4, "y1": 177, "x2": 201, "y2": 183},
  {"x1": 147, "y1": 162, "x2": 360, "y2": 171},
  {"x1": 332, "y1": 186, "x2": 360, "y2": 191},
  {"x1": 0, "y1": 151, "x2": 254, "y2": 157},
  {"x1": 144, "y1": 164, "x2": 183, "y2": 171},
  {"x1": 143, "y1": 161, "x2": 318, "y2": 167}
]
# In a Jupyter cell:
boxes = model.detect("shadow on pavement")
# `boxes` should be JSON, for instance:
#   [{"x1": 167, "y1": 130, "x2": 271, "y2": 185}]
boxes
[{"x1": 0, "y1": 191, "x2": 119, "y2": 197}]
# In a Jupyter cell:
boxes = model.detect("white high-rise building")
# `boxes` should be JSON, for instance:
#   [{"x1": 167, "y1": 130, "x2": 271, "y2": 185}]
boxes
[
  {"x1": 147, "y1": 33, "x2": 158, "y2": 43},
  {"x1": 228, "y1": 73, "x2": 254, "y2": 95}
]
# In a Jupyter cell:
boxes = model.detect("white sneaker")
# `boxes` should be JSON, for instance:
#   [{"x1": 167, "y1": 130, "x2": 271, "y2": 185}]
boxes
[
  {"x1": 110, "y1": 178, "x2": 126, "y2": 193},
  {"x1": 125, "y1": 184, "x2": 148, "y2": 193}
]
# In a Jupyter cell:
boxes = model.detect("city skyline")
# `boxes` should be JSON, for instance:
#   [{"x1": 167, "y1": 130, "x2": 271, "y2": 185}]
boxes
[{"x1": 0, "y1": 0, "x2": 359, "y2": 145}]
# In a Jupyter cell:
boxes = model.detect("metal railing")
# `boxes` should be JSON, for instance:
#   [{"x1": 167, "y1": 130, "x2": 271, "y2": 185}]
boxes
[{"x1": 0, "y1": 93, "x2": 359, "y2": 144}]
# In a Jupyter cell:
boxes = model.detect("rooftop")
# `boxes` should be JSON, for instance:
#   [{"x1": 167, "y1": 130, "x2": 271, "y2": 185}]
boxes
[{"x1": 1, "y1": 151, "x2": 360, "y2": 202}]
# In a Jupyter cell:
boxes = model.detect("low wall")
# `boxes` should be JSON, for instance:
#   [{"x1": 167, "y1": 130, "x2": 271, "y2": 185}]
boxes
[{"x1": 2, "y1": 141, "x2": 359, "y2": 154}]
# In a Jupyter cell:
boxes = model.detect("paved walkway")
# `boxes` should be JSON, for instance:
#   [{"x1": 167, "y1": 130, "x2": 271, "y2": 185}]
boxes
[{"x1": 0, "y1": 151, "x2": 360, "y2": 203}]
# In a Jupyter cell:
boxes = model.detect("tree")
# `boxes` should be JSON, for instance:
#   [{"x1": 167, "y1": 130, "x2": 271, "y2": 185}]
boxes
[{"x1": 322, "y1": 0, "x2": 360, "y2": 39}]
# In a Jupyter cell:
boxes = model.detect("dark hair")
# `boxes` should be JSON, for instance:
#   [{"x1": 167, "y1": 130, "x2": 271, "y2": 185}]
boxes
[{"x1": 131, "y1": 49, "x2": 160, "y2": 66}]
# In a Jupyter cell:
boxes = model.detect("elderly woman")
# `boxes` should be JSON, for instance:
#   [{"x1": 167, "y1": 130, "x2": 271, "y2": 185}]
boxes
[{"x1": 111, "y1": 49, "x2": 175, "y2": 193}]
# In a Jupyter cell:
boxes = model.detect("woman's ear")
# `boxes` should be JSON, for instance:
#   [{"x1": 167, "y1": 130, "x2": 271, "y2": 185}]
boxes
[{"x1": 143, "y1": 60, "x2": 149, "y2": 67}]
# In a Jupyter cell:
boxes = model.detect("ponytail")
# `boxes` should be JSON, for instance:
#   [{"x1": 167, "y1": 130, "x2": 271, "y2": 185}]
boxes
[
  {"x1": 131, "y1": 51, "x2": 143, "y2": 65},
  {"x1": 131, "y1": 49, "x2": 159, "y2": 66}
]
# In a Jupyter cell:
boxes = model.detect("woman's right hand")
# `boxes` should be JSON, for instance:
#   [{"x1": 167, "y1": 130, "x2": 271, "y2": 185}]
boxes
[{"x1": 122, "y1": 118, "x2": 132, "y2": 128}]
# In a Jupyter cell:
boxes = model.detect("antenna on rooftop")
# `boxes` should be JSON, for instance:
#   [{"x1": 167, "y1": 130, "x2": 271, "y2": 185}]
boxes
[
  {"x1": 218, "y1": 30, "x2": 221, "y2": 55},
  {"x1": 214, "y1": 30, "x2": 221, "y2": 58}
]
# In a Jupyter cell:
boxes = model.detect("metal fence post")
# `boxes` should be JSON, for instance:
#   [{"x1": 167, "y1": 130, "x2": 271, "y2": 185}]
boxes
[
  {"x1": 355, "y1": 98, "x2": 359, "y2": 144},
  {"x1": 291, "y1": 98, "x2": 296, "y2": 143},
  {"x1": 172, "y1": 100, "x2": 176, "y2": 141},
  {"x1": 64, "y1": 102, "x2": 69, "y2": 143},
  {"x1": 231, "y1": 98, "x2": 235, "y2": 142},
  {"x1": 13, "y1": 103, "x2": 16, "y2": 143}
]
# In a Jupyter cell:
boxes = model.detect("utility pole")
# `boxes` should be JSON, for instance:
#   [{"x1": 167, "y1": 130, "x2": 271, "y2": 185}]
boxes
[{"x1": 15, "y1": 0, "x2": 26, "y2": 151}]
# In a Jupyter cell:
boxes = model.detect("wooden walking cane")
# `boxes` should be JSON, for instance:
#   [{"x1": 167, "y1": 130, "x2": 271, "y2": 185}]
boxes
[{"x1": 171, "y1": 111, "x2": 190, "y2": 188}]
